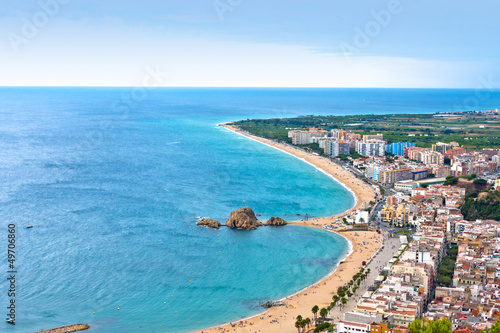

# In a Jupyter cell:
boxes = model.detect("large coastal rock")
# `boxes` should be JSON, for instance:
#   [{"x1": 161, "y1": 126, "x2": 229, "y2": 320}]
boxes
[
  {"x1": 197, "y1": 218, "x2": 221, "y2": 229},
  {"x1": 266, "y1": 216, "x2": 287, "y2": 226},
  {"x1": 226, "y1": 207, "x2": 261, "y2": 230}
]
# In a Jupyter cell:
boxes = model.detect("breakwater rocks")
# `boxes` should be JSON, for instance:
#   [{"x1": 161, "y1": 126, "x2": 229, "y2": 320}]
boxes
[
  {"x1": 266, "y1": 216, "x2": 287, "y2": 226},
  {"x1": 197, "y1": 218, "x2": 222, "y2": 229},
  {"x1": 197, "y1": 208, "x2": 288, "y2": 230},
  {"x1": 35, "y1": 324, "x2": 90, "y2": 333},
  {"x1": 260, "y1": 300, "x2": 287, "y2": 308}
]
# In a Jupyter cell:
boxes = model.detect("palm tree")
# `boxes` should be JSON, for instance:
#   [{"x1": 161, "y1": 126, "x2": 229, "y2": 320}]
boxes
[
  {"x1": 347, "y1": 290, "x2": 352, "y2": 298},
  {"x1": 312, "y1": 305, "x2": 319, "y2": 323},
  {"x1": 320, "y1": 307, "x2": 328, "y2": 321},
  {"x1": 295, "y1": 320, "x2": 301, "y2": 333},
  {"x1": 305, "y1": 318, "x2": 311, "y2": 330},
  {"x1": 332, "y1": 295, "x2": 339, "y2": 303},
  {"x1": 341, "y1": 297, "x2": 347, "y2": 309},
  {"x1": 297, "y1": 315, "x2": 303, "y2": 322},
  {"x1": 300, "y1": 321, "x2": 306, "y2": 332}
]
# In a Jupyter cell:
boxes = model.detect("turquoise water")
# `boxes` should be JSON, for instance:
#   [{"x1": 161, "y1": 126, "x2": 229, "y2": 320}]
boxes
[{"x1": 0, "y1": 88, "x2": 499, "y2": 332}]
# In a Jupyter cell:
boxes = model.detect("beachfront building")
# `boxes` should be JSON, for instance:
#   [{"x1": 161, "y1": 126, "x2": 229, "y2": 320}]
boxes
[
  {"x1": 325, "y1": 140, "x2": 350, "y2": 157},
  {"x1": 356, "y1": 140, "x2": 386, "y2": 157},
  {"x1": 291, "y1": 129, "x2": 328, "y2": 145},
  {"x1": 365, "y1": 163, "x2": 384, "y2": 182},
  {"x1": 355, "y1": 210, "x2": 370, "y2": 224},
  {"x1": 386, "y1": 142, "x2": 416, "y2": 156}
]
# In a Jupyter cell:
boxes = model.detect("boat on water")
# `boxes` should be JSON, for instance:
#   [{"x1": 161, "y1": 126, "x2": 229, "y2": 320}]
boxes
[
  {"x1": 6, "y1": 318, "x2": 15, "y2": 325},
  {"x1": 26, "y1": 224, "x2": 33, "y2": 228}
]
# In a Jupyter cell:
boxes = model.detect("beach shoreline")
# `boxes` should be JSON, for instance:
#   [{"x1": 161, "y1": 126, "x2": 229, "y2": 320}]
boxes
[{"x1": 192, "y1": 123, "x2": 381, "y2": 333}]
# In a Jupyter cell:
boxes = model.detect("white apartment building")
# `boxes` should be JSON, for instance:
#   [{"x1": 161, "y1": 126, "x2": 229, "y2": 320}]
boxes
[
  {"x1": 356, "y1": 140, "x2": 386, "y2": 157},
  {"x1": 291, "y1": 131, "x2": 328, "y2": 145}
]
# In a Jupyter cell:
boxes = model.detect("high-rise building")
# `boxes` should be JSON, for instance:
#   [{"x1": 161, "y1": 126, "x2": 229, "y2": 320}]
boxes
[
  {"x1": 356, "y1": 140, "x2": 385, "y2": 157},
  {"x1": 379, "y1": 168, "x2": 412, "y2": 184},
  {"x1": 325, "y1": 140, "x2": 350, "y2": 157},
  {"x1": 290, "y1": 130, "x2": 328, "y2": 145},
  {"x1": 331, "y1": 130, "x2": 361, "y2": 148},
  {"x1": 386, "y1": 142, "x2": 416, "y2": 156},
  {"x1": 420, "y1": 151, "x2": 445, "y2": 165}
]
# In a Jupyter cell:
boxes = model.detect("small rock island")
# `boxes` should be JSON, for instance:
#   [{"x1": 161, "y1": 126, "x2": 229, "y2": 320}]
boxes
[
  {"x1": 197, "y1": 218, "x2": 222, "y2": 229},
  {"x1": 197, "y1": 207, "x2": 287, "y2": 230}
]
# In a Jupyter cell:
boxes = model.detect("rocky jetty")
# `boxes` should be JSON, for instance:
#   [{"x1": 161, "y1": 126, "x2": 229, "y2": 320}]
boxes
[
  {"x1": 197, "y1": 218, "x2": 221, "y2": 229},
  {"x1": 266, "y1": 216, "x2": 287, "y2": 226},
  {"x1": 226, "y1": 207, "x2": 261, "y2": 230},
  {"x1": 35, "y1": 324, "x2": 90, "y2": 333},
  {"x1": 260, "y1": 300, "x2": 287, "y2": 308}
]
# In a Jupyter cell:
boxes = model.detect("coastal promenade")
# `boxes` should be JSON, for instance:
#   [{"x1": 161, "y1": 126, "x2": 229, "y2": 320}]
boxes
[
  {"x1": 194, "y1": 125, "x2": 382, "y2": 333},
  {"x1": 327, "y1": 233, "x2": 401, "y2": 323}
]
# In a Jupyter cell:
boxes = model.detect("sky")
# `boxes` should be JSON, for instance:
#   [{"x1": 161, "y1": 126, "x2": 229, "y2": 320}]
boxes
[{"x1": 0, "y1": 0, "x2": 499, "y2": 88}]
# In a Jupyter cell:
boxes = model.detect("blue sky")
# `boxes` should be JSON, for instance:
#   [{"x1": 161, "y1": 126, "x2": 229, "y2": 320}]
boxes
[{"x1": 1, "y1": 0, "x2": 499, "y2": 87}]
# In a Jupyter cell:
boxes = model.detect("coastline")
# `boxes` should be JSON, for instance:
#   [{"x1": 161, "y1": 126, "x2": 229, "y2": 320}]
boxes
[{"x1": 193, "y1": 123, "x2": 380, "y2": 333}]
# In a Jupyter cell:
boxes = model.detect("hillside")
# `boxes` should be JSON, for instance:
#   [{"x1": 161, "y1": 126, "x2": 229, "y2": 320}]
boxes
[{"x1": 461, "y1": 190, "x2": 500, "y2": 221}]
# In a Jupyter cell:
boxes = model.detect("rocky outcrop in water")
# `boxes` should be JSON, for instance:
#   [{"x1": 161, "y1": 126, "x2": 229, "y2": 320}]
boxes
[
  {"x1": 197, "y1": 218, "x2": 221, "y2": 229},
  {"x1": 266, "y1": 216, "x2": 287, "y2": 226},
  {"x1": 226, "y1": 207, "x2": 261, "y2": 230},
  {"x1": 260, "y1": 300, "x2": 286, "y2": 308}
]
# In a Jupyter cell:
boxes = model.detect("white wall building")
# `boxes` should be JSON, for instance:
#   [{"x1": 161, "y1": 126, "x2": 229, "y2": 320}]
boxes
[{"x1": 356, "y1": 140, "x2": 385, "y2": 157}]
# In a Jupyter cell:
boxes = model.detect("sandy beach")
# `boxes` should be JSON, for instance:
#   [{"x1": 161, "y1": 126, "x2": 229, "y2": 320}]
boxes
[{"x1": 193, "y1": 124, "x2": 381, "y2": 333}]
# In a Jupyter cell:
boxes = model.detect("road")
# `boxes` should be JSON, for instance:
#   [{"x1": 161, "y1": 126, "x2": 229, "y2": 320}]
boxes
[{"x1": 326, "y1": 232, "x2": 401, "y2": 323}]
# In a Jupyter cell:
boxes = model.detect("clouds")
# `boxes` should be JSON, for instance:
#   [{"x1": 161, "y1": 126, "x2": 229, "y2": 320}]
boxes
[{"x1": 0, "y1": 0, "x2": 498, "y2": 87}]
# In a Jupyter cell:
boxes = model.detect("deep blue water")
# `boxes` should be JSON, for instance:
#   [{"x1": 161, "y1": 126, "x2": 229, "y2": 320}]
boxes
[{"x1": 0, "y1": 88, "x2": 499, "y2": 333}]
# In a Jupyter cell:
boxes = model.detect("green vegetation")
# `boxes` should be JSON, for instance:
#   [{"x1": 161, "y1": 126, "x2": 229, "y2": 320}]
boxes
[
  {"x1": 443, "y1": 176, "x2": 459, "y2": 186},
  {"x1": 409, "y1": 317, "x2": 452, "y2": 333},
  {"x1": 232, "y1": 112, "x2": 500, "y2": 149},
  {"x1": 437, "y1": 245, "x2": 458, "y2": 286},
  {"x1": 461, "y1": 190, "x2": 500, "y2": 221},
  {"x1": 314, "y1": 322, "x2": 334, "y2": 332},
  {"x1": 473, "y1": 178, "x2": 487, "y2": 185},
  {"x1": 297, "y1": 143, "x2": 323, "y2": 155},
  {"x1": 483, "y1": 318, "x2": 500, "y2": 333}
]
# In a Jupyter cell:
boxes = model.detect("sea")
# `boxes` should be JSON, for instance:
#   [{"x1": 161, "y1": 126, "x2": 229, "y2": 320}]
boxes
[{"x1": 0, "y1": 88, "x2": 499, "y2": 332}]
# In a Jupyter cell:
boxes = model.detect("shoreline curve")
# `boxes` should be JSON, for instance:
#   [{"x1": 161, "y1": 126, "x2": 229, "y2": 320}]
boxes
[{"x1": 193, "y1": 122, "x2": 380, "y2": 333}]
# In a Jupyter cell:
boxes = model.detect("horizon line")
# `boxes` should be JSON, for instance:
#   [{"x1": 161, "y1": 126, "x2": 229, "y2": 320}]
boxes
[{"x1": 0, "y1": 86, "x2": 496, "y2": 90}]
